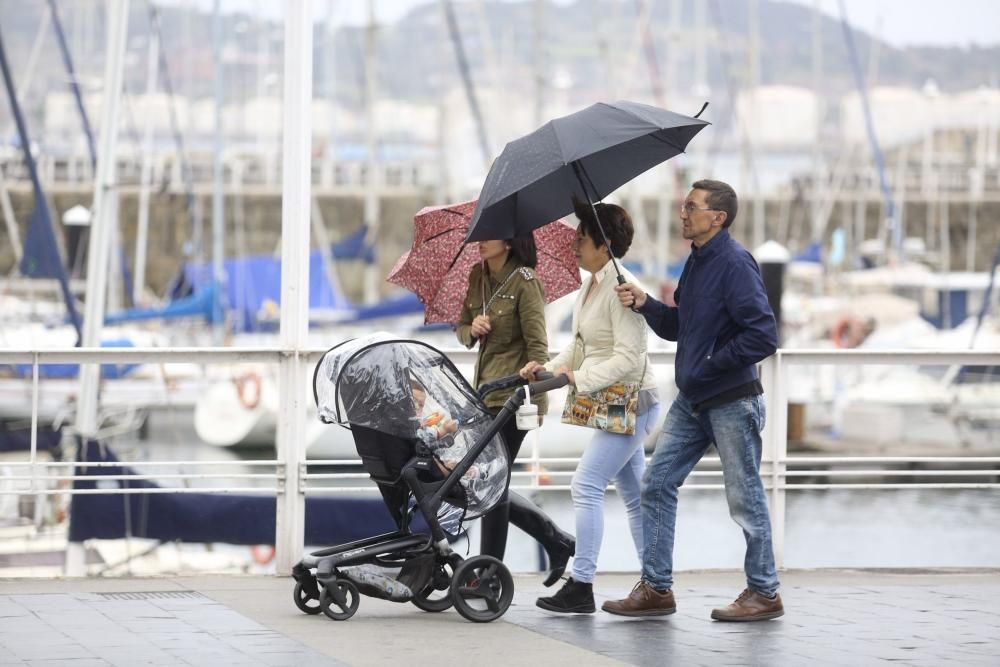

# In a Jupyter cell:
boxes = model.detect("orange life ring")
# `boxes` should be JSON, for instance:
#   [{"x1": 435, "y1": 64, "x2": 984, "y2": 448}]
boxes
[
  {"x1": 529, "y1": 463, "x2": 551, "y2": 486},
  {"x1": 831, "y1": 316, "x2": 866, "y2": 349},
  {"x1": 250, "y1": 544, "x2": 275, "y2": 565},
  {"x1": 234, "y1": 372, "x2": 262, "y2": 410}
]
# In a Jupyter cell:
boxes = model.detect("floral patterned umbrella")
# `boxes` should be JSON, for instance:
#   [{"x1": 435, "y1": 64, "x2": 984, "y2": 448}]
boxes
[{"x1": 387, "y1": 199, "x2": 580, "y2": 325}]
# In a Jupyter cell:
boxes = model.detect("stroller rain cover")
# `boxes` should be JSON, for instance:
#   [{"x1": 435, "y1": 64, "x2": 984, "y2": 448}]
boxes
[{"x1": 314, "y1": 333, "x2": 510, "y2": 519}]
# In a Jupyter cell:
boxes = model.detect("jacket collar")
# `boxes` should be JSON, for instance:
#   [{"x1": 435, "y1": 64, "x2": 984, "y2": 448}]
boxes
[
  {"x1": 691, "y1": 229, "x2": 729, "y2": 260},
  {"x1": 486, "y1": 256, "x2": 520, "y2": 285},
  {"x1": 592, "y1": 259, "x2": 618, "y2": 284}
]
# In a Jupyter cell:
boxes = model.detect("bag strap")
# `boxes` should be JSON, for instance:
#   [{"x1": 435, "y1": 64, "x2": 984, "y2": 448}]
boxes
[
  {"x1": 575, "y1": 332, "x2": 648, "y2": 386},
  {"x1": 484, "y1": 266, "x2": 526, "y2": 312}
]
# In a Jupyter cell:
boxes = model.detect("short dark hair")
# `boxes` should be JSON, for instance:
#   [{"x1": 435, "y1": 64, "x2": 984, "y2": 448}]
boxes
[
  {"x1": 691, "y1": 179, "x2": 738, "y2": 228},
  {"x1": 508, "y1": 233, "x2": 537, "y2": 268},
  {"x1": 571, "y1": 196, "x2": 634, "y2": 259}
]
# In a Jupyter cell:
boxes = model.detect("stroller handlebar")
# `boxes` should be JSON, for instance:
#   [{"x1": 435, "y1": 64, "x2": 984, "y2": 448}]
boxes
[
  {"x1": 477, "y1": 371, "x2": 568, "y2": 401},
  {"x1": 528, "y1": 372, "x2": 569, "y2": 395}
]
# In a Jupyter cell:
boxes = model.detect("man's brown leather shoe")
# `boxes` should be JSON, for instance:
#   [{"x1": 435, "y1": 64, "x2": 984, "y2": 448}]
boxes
[
  {"x1": 601, "y1": 580, "x2": 676, "y2": 617},
  {"x1": 710, "y1": 588, "x2": 784, "y2": 621}
]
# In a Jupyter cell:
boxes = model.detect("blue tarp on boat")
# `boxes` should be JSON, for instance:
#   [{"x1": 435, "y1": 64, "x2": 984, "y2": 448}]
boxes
[
  {"x1": 182, "y1": 251, "x2": 353, "y2": 332},
  {"x1": 68, "y1": 440, "x2": 430, "y2": 546},
  {"x1": 335, "y1": 291, "x2": 425, "y2": 323},
  {"x1": 331, "y1": 225, "x2": 376, "y2": 264},
  {"x1": 105, "y1": 283, "x2": 219, "y2": 325},
  {"x1": 793, "y1": 241, "x2": 823, "y2": 264},
  {"x1": 0, "y1": 424, "x2": 62, "y2": 453}
]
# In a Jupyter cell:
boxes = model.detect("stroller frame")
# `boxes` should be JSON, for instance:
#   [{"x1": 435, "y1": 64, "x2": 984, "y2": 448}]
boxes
[{"x1": 293, "y1": 339, "x2": 567, "y2": 623}]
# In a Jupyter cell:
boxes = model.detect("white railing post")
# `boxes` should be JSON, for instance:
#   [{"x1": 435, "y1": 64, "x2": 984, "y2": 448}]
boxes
[
  {"x1": 760, "y1": 353, "x2": 787, "y2": 569},
  {"x1": 30, "y1": 354, "x2": 39, "y2": 498},
  {"x1": 274, "y1": 0, "x2": 313, "y2": 575}
]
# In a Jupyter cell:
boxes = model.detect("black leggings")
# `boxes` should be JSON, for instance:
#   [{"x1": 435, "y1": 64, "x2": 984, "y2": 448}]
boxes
[{"x1": 479, "y1": 414, "x2": 549, "y2": 560}]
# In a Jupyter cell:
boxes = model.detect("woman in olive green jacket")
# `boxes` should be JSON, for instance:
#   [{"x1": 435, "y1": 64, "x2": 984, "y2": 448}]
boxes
[{"x1": 456, "y1": 234, "x2": 575, "y2": 587}]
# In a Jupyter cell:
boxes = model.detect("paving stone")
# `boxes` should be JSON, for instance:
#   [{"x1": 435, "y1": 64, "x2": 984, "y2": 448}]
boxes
[
  {"x1": 2, "y1": 573, "x2": 998, "y2": 665},
  {"x1": 0, "y1": 591, "x2": 339, "y2": 667}
]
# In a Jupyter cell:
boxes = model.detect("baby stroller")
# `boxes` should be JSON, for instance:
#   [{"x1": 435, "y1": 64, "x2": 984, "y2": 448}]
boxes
[{"x1": 291, "y1": 333, "x2": 566, "y2": 623}]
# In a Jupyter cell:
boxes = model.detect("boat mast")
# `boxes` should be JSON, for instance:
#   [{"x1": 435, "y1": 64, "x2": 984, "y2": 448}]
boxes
[
  {"x1": 148, "y1": 3, "x2": 203, "y2": 264},
  {"x1": 440, "y1": 0, "x2": 492, "y2": 168},
  {"x1": 362, "y1": 0, "x2": 381, "y2": 304},
  {"x1": 0, "y1": 16, "x2": 83, "y2": 339},
  {"x1": 76, "y1": 0, "x2": 131, "y2": 437},
  {"x1": 1, "y1": 4, "x2": 53, "y2": 265},
  {"x1": 810, "y1": 0, "x2": 825, "y2": 246},
  {"x1": 837, "y1": 0, "x2": 899, "y2": 263},
  {"x1": 48, "y1": 0, "x2": 98, "y2": 170},
  {"x1": 211, "y1": 0, "x2": 227, "y2": 340},
  {"x1": 133, "y1": 19, "x2": 160, "y2": 305},
  {"x1": 747, "y1": 0, "x2": 765, "y2": 250},
  {"x1": 532, "y1": 0, "x2": 545, "y2": 129}
]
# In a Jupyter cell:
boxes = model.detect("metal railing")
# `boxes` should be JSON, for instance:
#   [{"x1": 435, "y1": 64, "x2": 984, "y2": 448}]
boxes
[{"x1": 1, "y1": 346, "x2": 998, "y2": 573}]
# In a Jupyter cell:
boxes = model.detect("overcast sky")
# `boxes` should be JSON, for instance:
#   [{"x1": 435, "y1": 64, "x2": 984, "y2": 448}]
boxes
[
  {"x1": 797, "y1": 0, "x2": 1000, "y2": 48},
  {"x1": 182, "y1": 0, "x2": 1000, "y2": 49}
]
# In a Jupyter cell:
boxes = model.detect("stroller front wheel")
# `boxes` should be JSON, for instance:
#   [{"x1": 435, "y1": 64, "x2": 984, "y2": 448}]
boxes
[
  {"x1": 292, "y1": 580, "x2": 323, "y2": 615},
  {"x1": 450, "y1": 555, "x2": 514, "y2": 623},
  {"x1": 320, "y1": 580, "x2": 360, "y2": 621},
  {"x1": 412, "y1": 553, "x2": 462, "y2": 613}
]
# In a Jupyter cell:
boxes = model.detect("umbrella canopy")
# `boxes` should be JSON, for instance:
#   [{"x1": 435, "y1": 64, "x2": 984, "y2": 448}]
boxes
[
  {"x1": 466, "y1": 100, "x2": 709, "y2": 243},
  {"x1": 387, "y1": 200, "x2": 580, "y2": 325}
]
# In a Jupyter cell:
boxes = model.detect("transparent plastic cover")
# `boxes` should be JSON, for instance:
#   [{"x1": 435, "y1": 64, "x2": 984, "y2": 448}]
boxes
[{"x1": 314, "y1": 334, "x2": 509, "y2": 518}]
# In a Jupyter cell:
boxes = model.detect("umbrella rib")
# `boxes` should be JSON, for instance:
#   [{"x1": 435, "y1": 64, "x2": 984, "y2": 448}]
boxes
[
  {"x1": 444, "y1": 241, "x2": 466, "y2": 273},
  {"x1": 440, "y1": 206, "x2": 473, "y2": 218},
  {"x1": 421, "y1": 227, "x2": 467, "y2": 244},
  {"x1": 649, "y1": 133, "x2": 686, "y2": 154}
]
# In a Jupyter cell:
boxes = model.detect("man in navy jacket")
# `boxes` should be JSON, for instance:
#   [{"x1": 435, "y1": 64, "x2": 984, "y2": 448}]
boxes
[{"x1": 604, "y1": 179, "x2": 783, "y2": 622}]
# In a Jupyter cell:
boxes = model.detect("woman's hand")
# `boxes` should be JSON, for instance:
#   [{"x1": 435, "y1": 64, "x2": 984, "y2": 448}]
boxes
[
  {"x1": 471, "y1": 314, "x2": 492, "y2": 338},
  {"x1": 519, "y1": 360, "x2": 545, "y2": 381},
  {"x1": 441, "y1": 418, "x2": 458, "y2": 435}
]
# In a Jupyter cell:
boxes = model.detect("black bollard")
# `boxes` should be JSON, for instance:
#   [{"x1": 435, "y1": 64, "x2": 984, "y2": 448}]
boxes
[{"x1": 754, "y1": 241, "x2": 790, "y2": 346}]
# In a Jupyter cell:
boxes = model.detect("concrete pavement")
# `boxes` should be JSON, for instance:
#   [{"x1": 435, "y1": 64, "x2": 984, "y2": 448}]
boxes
[{"x1": 1, "y1": 570, "x2": 998, "y2": 666}]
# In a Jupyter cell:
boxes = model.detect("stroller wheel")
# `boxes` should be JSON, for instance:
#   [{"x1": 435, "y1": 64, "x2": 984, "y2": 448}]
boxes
[
  {"x1": 320, "y1": 580, "x2": 360, "y2": 621},
  {"x1": 450, "y1": 555, "x2": 514, "y2": 623},
  {"x1": 412, "y1": 554, "x2": 461, "y2": 613},
  {"x1": 292, "y1": 580, "x2": 323, "y2": 615}
]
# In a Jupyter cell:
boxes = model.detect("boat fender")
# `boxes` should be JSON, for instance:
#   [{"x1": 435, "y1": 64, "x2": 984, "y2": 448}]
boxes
[
  {"x1": 831, "y1": 316, "x2": 866, "y2": 349},
  {"x1": 250, "y1": 544, "x2": 275, "y2": 565},
  {"x1": 235, "y1": 372, "x2": 262, "y2": 410}
]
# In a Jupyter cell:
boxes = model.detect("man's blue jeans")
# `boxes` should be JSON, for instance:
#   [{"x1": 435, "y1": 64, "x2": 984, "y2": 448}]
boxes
[{"x1": 640, "y1": 392, "x2": 779, "y2": 596}]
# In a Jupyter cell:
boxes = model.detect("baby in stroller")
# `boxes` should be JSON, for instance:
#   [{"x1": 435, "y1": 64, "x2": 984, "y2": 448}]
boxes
[
  {"x1": 410, "y1": 378, "x2": 502, "y2": 493},
  {"x1": 291, "y1": 334, "x2": 567, "y2": 623}
]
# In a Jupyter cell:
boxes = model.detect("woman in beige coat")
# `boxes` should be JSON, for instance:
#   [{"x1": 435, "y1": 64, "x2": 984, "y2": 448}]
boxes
[{"x1": 521, "y1": 201, "x2": 660, "y2": 614}]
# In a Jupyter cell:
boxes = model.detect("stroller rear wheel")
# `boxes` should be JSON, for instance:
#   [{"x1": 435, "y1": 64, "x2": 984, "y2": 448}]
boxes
[
  {"x1": 412, "y1": 553, "x2": 462, "y2": 613},
  {"x1": 292, "y1": 580, "x2": 323, "y2": 615},
  {"x1": 450, "y1": 555, "x2": 514, "y2": 623},
  {"x1": 320, "y1": 580, "x2": 360, "y2": 621}
]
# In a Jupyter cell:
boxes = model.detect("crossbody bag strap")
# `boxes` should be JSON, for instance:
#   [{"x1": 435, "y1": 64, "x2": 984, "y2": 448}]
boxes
[{"x1": 484, "y1": 267, "x2": 525, "y2": 312}]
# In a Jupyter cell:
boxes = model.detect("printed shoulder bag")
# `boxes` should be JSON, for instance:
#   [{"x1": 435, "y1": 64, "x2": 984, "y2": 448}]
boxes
[{"x1": 560, "y1": 334, "x2": 646, "y2": 436}]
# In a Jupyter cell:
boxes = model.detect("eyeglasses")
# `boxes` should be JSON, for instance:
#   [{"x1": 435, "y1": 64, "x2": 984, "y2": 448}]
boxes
[{"x1": 680, "y1": 202, "x2": 719, "y2": 215}]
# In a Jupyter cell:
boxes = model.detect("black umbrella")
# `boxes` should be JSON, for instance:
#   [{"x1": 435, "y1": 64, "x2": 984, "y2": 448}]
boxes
[{"x1": 465, "y1": 100, "x2": 709, "y2": 283}]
